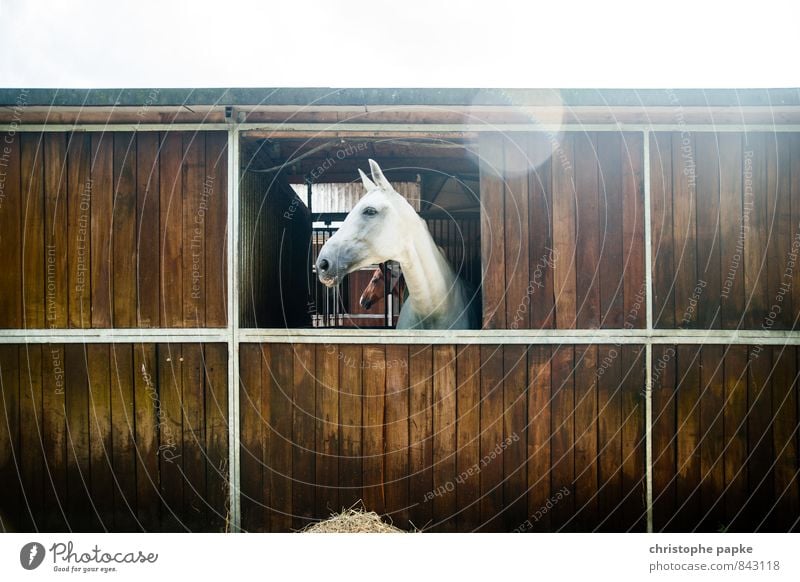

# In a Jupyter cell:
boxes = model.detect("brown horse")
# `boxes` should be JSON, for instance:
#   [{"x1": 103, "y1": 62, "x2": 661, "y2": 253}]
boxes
[{"x1": 359, "y1": 263, "x2": 405, "y2": 310}]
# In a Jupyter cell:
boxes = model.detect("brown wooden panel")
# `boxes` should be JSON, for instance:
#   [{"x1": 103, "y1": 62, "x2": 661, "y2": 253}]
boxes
[
  {"x1": 699, "y1": 345, "x2": 725, "y2": 530},
  {"x1": 268, "y1": 343, "x2": 293, "y2": 532},
  {"x1": 478, "y1": 345, "x2": 504, "y2": 531},
  {"x1": 747, "y1": 345, "x2": 773, "y2": 529},
  {"x1": 652, "y1": 345, "x2": 677, "y2": 532},
  {"x1": 44, "y1": 134, "x2": 68, "y2": 328},
  {"x1": 384, "y1": 344, "x2": 408, "y2": 528},
  {"x1": 622, "y1": 132, "x2": 645, "y2": 330},
  {"x1": 504, "y1": 135, "x2": 529, "y2": 330},
  {"x1": 528, "y1": 134, "x2": 555, "y2": 329},
  {"x1": 723, "y1": 345, "x2": 748, "y2": 531},
  {"x1": 19, "y1": 346, "x2": 43, "y2": 529},
  {"x1": 338, "y1": 344, "x2": 362, "y2": 511},
  {"x1": 502, "y1": 344, "x2": 527, "y2": 531},
  {"x1": 180, "y1": 343, "x2": 206, "y2": 530},
  {"x1": 90, "y1": 135, "x2": 113, "y2": 328},
  {"x1": 239, "y1": 343, "x2": 264, "y2": 532},
  {"x1": 42, "y1": 344, "x2": 68, "y2": 531},
  {"x1": 620, "y1": 346, "x2": 645, "y2": 531},
  {"x1": 0, "y1": 346, "x2": 22, "y2": 531},
  {"x1": 455, "y1": 344, "x2": 480, "y2": 531},
  {"x1": 67, "y1": 134, "x2": 91, "y2": 329},
  {"x1": 573, "y1": 345, "x2": 598, "y2": 530},
  {"x1": 597, "y1": 344, "x2": 623, "y2": 532},
  {"x1": 292, "y1": 343, "x2": 317, "y2": 529},
  {"x1": 362, "y1": 345, "x2": 386, "y2": 516},
  {"x1": 157, "y1": 343, "x2": 183, "y2": 531},
  {"x1": 550, "y1": 346, "x2": 575, "y2": 531},
  {"x1": 526, "y1": 345, "x2": 552, "y2": 532},
  {"x1": 769, "y1": 347, "x2": 798, "y2": 530},
  {"x1": 205, "y1": 132, "x2": 228, "y2": 327},
  {"x1": 478, "y1": 133, "x2": 505, "y2": 329},
  {"x1": 87, "y1": 344, "x2": 113, "y2": 530},
  {"x1": 674, "y1": 345, "x2": 701, "y2": 530},
  {"x1": 0, "y1": 132, "x2": 22, "y2": 328},
  {"x1": 135, "y1": 132, "x2": 160, "y2": 328},
  {"x1": 183, "y1": 133, "x2": 205, "y2": 326},
  {"x1": 694, "y1": 134, "x2": 722, "y2": 328},
  {"x1": 204, "y1": 343, "x2": 229, "y2": 532},
  {"x1": 597, "y1": 133, "x2": 624, "y2": 328},
  {"x1": 315, "y1": 344, "x2": 340, "y2": 519},
  {"x1": 133, "y1": 343, "x2": 159, "y2": 531},
  {"x1": 109, "y1": 343, "x2": 137, "y2": 531},
  {"x1": 21, "y1": 134, "x2": 44, "y2": 329},
  {"x1": 552, "y1": 135, "x2": 577, "y2": 329},
  {"x1": 408, "y1": 345, "x2": 432, "y2": 528},
  {"x1": 159, "y1": 133, "x2": 184, "y2": 327},
  {"x1": 575, "y1": 133, "x2": 601, "y2": 328},
  {"x1": 432, "y1": 345, "x2": 457, "y2": 531},
  {"x1": 718, "y1": 133, "x2": 744, "y2": 329},
  {"x1": 650, "y1": 133, "x2": 675, "y2": 328},
  {"x1": 744, "y1": 134, "x2": 769, "y2": 328},
  {"x1": 672, "y1": 133, "x2": 699, "y2": 328},
  {"x1": 112, "y1": 133, "x2": 137, "y2": 328},
  {"x1": 64, "y1": 344, "x2": 92, "y2": 531}
]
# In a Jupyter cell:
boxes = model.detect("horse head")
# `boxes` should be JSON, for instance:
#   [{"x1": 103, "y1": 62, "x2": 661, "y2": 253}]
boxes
[{"x1": 316, "y1": 160, "x2": 420, "y2": 287}]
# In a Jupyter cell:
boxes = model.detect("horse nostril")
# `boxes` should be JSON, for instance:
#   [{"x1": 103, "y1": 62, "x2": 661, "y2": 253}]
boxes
[{"x1": 319, "y1": 258, "x2": 329, "y2": 272}]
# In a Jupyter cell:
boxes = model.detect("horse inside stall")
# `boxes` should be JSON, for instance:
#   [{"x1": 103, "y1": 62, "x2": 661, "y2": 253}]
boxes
[
  {"x1": 359, "y1": 262, "x2": 405, "y2": 310},
  {"x1": 315, "y1": 160, "x2": 479, "y2": 330}
]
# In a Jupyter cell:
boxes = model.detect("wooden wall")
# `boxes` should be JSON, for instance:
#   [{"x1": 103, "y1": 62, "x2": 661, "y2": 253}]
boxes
[
  {"x1": 0, "y1": 131, "x2": 228, "y2": 329},
  {"x1": 0, "y1": 343, "x2": 228, "y2": 532},
  {"x1": 651, "y1": 132, "x2": 800, "y2": 329},
  {"x1": 479, "y1": 132, "x2": 645, "y2": 330},
  {"x1": 239, "y1": 343, "x2": 646, "y2": 532},
  {"x1": 652, "y1": 344, "x2": 799, "y2": 532}
]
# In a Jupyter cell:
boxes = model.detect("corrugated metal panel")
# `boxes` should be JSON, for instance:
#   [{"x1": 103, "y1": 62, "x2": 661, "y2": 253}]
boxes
[{"x1": 291, "y1": 181, "x2": 421, "y2": 213}]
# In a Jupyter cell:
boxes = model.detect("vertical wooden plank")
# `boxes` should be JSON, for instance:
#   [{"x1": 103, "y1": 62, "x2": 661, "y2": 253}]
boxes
[
  {"x1": 573, "y1": 345, "x2": 598, "y2": 530},
  {"x1": 362, "y1": 345, "x2": 386, "y2": 516},
  {"x1": 675, "y1": 345, "x2": 701, "y2": 530},
  {"x1": 268, "y1": 343, "x2": 293, "y2": 532},
  {"x1": 292, "y1": 343, "x2": 317, "y2": 528},
  {"x1": 550, "y1": 345, "x2": 575, "y2": 530},
  {"x1": 0, "y1": 130, "x2": 22, "y2": 327},
  {"x1": 479, "y1": 133, "x2": 505, "y2": 329},
  {"x1": 746, "y1": 345, "x2": 773, "y2": 529},
  {"x1": 431, "y1": 345, "x2": 457, "y2": 531},
  {"x1": 652, "y1": 345, "x2": 676, "y2": 532},
  {"x1": 743, "y1": 134, "x2": 768, "y2": 328},
  {"x1": 408, "y1": 345, "x2": 432, "y2": 529},
  {"x1": 650, "y1": 133, "x2": 675, "y2": 328},
  {"x1": 44, "y1": 133, "x2": 68, "y2": 328},
  {"x1": 180, "y1": 343, "x2": 205, "y2": 530},
  {"x1": 182, "y1": 133, "x2": 205, "y2": 327},
  {"x1": 620, "y1": 346, "x2": 646, "y2": 531},
  {"x1": 622, "y1": 132, "x2": 646, "y2": 329},
  {"x1": 64, "y1": 345, "x2": 93, "y2": 531},
  {"x1": 502, "y1": 344, "x2": 527, "y2": 531},
  {"x1": 159, "y1": 132, "x2": 183, "y2": 327},
  {"x1": 136, "y1": 132, "x2": 160, "y2": 328},
  {"x1": 719, "y1": 133, "x2": 745, "y2": 329},
  {"x1": 699, "y1": 345, "x2": 725, "y2": 530},
  {"x1": 597, "y1": 344, "x2": 623, "y2": 531},
  {"x1": 770, "y1": 347, "x2": 798, "y2": 530},
  {"x1": 239, "y1": 344, "x2": 263, "y2": 532},
  {"x1": 383, "y1": 344, "x2": 408, "y2": 529},
  {"x1": 526, "y1": 345, "x2": 552, "y2": 532},
  {"x1": 90, "y1": 134, "x2": 113, "y2": 328},
  {"x1": 67, "y1": 134, "x2": 91, "y2": 329},
  {"x1": 456, "y1": 344, "x2": 481, "y2": 532},
  {"x1": 133, "y1": 343, "x2": 159, "y2": 531},
  {"x1": 205, "y1": 132, "x2": 228, "y2": 327},
  {"x1": 597, "y1": 133, "x2": 624, "y2": 328},
  {"x1": 21, "y1": 134, "x2": 45, "y2": 328},
  {"x1": 19, "y1": 345, "x2": 43, "y2": 529},
  {"x1": 792, "y1": 135, "x2": 800, "y2": 329},
  {"x1": 87, "y1": 344, "x2": 112, "y2": 530},
  {"x1": 723, "y1": 345, "x2": 748, "y2": 531},
  {"x1": 551, "y1": 134, "x2": 577, "y2": 329},
  {"x1": 767, "y1": 135, "x2": 793, "y2": 329},
  {"x1": 575, "y1": 133, "x2": 601, "y2": 329},
  {"x1": 695, "y1": 134, "x2": 722, "y2": 329},
  {"x1": 504, "y1": 135, "x2": 530, "y2": 329},
  {"x1": 337, "y1": 345, "x2": 362, "y2": 512},
  {"x1": 204, "y1": 343, "x2": 229, "y2": 532},
  {"x1": 41, "y1": 344, "x2": 68, "y2": 531},
  {"x1": 112, "y1": 133, "x2": 137, "y2": 328},
  {"x1": 110, "y1": 343, "x2": 137, "y2": 531},
  {"x1": 315, "y1": 344, "x2": 340, "y2": 521},
  {"x1": 673, "y1": 132, "x2": 699, "y2": 328},
  {"x1": 157, "y1": 343, "x2": 183, "y2": 531},
  {"x1": 0, "y1": 346, "x2": 22, "y2": 531},
  {"x1": 528, "y1": 134, "x2": 555, "y2": 329},
  {"x1": 478, "y1": 345, "x2": 504, "y2": 531}
]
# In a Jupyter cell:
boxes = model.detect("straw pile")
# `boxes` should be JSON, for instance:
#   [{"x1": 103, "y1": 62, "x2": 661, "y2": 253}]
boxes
[{"x1": 300, "y1": 507, "x2": 405, "y2": 533}]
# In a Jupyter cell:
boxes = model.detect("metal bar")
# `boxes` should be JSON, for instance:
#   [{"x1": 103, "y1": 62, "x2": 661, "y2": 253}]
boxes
[
  {"x1": 645, "y1": 342, "x2": 654, "y2": 533},
  {"x1": 642, "y1": 129, "x2": 655, "y2": 533},
  {"x1": 0, "y1": 329, "x2": 229, "y2": 343},
  {"x1": 226, "y1": 125, "x2": 242, "y2": 532}
]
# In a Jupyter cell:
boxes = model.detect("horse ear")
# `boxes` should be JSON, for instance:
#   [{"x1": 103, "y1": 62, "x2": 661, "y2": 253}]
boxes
[
  {"x1": 369, "y1": 159, "x2": 392, "y2": 191},
  {"x1": 358, "y1": 168, "x2": 376, "y2": 191}
]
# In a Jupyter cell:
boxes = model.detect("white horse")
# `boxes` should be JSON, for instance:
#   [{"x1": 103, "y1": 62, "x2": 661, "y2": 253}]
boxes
[{"x1": 315, "y1": 160, "x2": 479, "y2": 330}]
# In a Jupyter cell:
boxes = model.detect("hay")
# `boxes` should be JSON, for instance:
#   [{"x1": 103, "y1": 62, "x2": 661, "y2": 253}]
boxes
[{"x1": 300, "y1": 506, "x2": 405, "y2": 533}]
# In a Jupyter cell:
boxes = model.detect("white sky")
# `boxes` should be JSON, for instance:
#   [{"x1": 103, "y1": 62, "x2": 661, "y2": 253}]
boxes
[{"x1": 0, "y1": 0, "x2": 797, "y2": 88}]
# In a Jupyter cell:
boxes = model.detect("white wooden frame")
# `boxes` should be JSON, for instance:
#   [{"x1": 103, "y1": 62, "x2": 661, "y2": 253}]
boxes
[{"x1": 1, "y1": 118, "x2": 797, "y2": 534}]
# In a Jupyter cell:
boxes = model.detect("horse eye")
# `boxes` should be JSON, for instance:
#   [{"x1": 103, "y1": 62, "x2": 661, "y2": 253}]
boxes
[{"x1": 362, "y1": 206, "x2": 378, "y2": 216}]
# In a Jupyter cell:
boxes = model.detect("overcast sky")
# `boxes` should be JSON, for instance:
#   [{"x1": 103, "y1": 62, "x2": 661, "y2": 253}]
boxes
[{"x1": 0, "y1": 0, "x2": 797, "y2": 88}]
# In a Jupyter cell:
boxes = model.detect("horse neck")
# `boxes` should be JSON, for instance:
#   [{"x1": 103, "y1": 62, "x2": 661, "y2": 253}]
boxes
[{"x1": 399, "y1": 218, "x2": 456, "y2": 316}]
